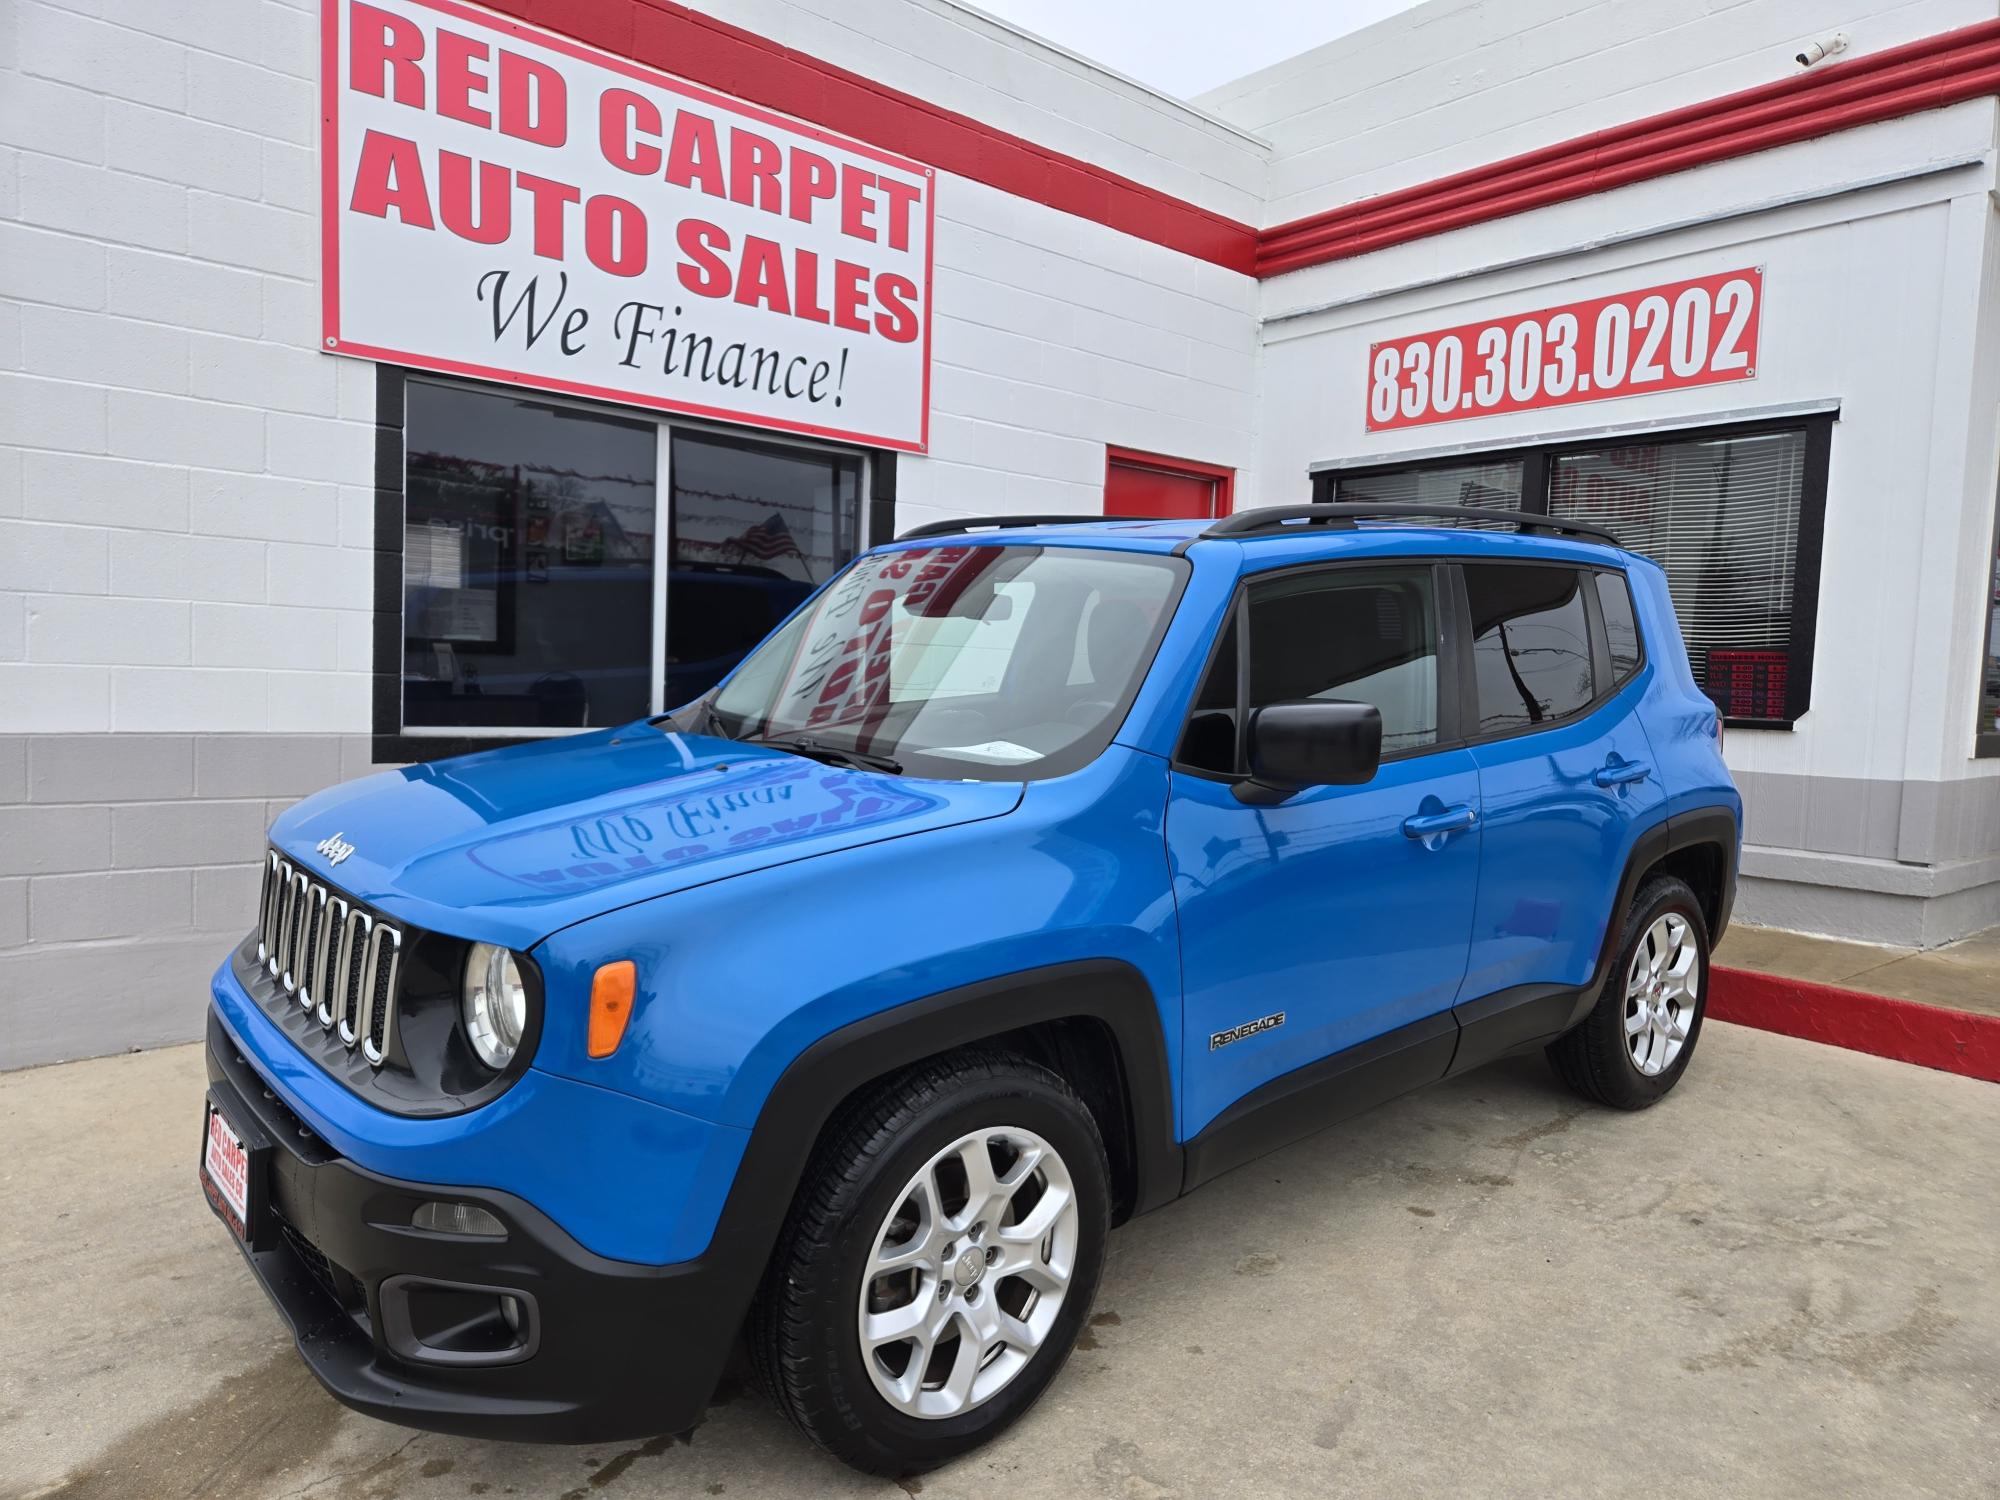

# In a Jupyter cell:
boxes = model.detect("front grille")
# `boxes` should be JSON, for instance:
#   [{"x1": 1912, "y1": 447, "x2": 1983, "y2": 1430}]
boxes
[{"x1": 257, "y1": 850, "x2": 403, "y2": 1069}]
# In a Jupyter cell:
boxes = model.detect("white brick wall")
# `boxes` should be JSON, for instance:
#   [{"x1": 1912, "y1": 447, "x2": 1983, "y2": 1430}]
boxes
[
  {"x1": 3, "y1": 0, "x2": 377, "y2": 737},
  {"x1": 0, "y1": 0, "x2": 1270, "y2": 737},
  {"x1": 1198, "y1": 0, "x2": 1998, "y2": 226}
]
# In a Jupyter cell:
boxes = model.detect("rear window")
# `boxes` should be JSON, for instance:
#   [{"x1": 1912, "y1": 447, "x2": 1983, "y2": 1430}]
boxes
[
  {"x1": 1595, "y1": 571, "x2": 1643, "y2": 683},
  {"x1": 1463, "y1": 564, "x2": 1594, "y2": 733}
]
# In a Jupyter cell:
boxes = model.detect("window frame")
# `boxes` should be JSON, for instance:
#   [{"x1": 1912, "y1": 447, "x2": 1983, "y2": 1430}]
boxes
[
  {"x1": 1976, "y1": 474, "x2": 2000, "y2": 759},
  {"x1": 1310, "y1": 412, "x2": 1833, "y2": 730},
  {"x1": 1171, "y1": 555, "x2": 1655, "y2": 782},
  {"x1": 1450, "y1": 558, "x2": 1638, "y2": 750},
  {"x1": 1170, "y1": 557, "x2": 1466, "y2": 783},
  {"x1": 369, "y1": 367, "x2": 897, "y2": 764}
]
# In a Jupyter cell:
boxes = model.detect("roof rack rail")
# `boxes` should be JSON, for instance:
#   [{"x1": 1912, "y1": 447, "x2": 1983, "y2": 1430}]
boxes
[
  {"x1": 1201, "y1": 503, "x2": 1620, "y2": 547},
  {"x1": 896, "y1": 514, "x2": 1169, "y2": 541}
]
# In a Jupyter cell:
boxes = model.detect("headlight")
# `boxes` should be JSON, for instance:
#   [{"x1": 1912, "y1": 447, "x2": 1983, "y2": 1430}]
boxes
[{"x1": 462, "y1": 942, "x2": 529, "y2": 1070}]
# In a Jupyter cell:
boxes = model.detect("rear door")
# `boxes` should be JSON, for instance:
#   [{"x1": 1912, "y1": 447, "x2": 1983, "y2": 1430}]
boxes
[
  {"x1": 1167, "y1": 561, "x2": 1481, "y2": 1139},
  {"x1": 1454, "y1": 560, "x2": 1665, "y2": 1018}
]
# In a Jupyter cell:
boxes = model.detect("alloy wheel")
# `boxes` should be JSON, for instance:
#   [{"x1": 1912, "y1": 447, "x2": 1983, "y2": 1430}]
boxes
[
  {"x1": 856, "y1": 1126, "x2": 1078, "y2": 1419},
  {"x1": 1624, "y1": 911, "x2": 1698, "y2": 1076}
]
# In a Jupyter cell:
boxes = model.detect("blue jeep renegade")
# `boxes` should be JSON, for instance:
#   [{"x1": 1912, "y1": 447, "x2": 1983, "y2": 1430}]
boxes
[{"x1": 200, "y1": 502, "x2": 1740, "y2": 1474}]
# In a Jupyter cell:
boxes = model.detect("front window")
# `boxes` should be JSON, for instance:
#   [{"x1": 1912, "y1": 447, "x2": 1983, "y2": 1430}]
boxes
[
  {"x1": 704, "y1": 545, "x2": 1186, "y2": 780},
  {"x1": 398, "y1": 378, "x2": 863, "y2": 738}
]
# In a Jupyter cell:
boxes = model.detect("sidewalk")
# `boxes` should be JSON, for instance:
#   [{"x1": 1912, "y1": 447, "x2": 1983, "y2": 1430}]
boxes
[{"x1": 1713, "y1": 923, "x2": 2000, "y2": 1082}]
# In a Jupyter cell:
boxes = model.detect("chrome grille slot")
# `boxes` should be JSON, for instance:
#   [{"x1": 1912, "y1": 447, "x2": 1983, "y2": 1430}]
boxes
[
  {"x1": 256, "y1": 851, "x2": 280, "y2": 965},
  {"x1": 253, "y1": 848, "x2": 405, "y2": 1071},
  {"x1": 282, "y1": 870, "x2": 310, "y2": 992},
  {"x1": 359, "y1": 923, "x2": 402, "y2": 1067},
  {"x1": 271, "y1": 863, "x2": 297, "y2": 981},
  {"x1": 296, "y1": 884, "x2": 326, "y2": 1012},
  {"x1": 337, "y1": 909, "x2": 372, "y2": 1046},
  {"x1": 312, "y1": 896, "x2": 348, "y2": 1028}
]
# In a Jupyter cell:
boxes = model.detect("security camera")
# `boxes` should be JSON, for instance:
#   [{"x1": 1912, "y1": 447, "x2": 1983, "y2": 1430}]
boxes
[{"x1": 1794, "y1": 31, "x2": 1848, "y2": 69}]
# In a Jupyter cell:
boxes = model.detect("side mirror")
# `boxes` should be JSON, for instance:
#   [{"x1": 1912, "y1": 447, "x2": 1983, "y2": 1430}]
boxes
[{"x1": 1236, "y1": 699, "x2": 1383, "y2": 804}]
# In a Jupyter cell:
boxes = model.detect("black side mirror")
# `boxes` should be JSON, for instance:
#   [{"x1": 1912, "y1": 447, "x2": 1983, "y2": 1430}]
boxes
[{"x1": 1235, "y1": 699, "x2": 1383, "y2": 804}]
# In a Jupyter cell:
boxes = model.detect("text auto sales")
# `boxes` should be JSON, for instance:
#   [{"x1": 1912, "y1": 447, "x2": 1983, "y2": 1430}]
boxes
[{"x1": 343, "y1": 4, "x2": 925, "y2": 384}]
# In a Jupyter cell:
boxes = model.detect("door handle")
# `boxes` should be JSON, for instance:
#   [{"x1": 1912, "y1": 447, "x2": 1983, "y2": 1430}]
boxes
[
  {"x1": 1593, "y1": 760, "x2": 1653, "y2": 788},
  {"x1": 1402, "y1": 804, "x2": 1478, "y2": 840}
]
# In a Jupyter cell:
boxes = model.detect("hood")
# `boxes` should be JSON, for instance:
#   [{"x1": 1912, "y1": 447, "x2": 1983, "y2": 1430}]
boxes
[{"x1": 268, "y1": 726, "x2": 1024, "y2": 950}]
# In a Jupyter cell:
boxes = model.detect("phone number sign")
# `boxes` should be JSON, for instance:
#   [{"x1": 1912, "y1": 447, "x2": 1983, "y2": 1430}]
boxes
[{"x1": 1365, "y1": 269, "x2": 1762, "y2": 432}]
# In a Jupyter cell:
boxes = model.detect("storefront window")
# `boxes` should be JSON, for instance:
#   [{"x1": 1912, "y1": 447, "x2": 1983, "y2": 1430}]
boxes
[
  {"x1": 1979, "y1": 505, "x2": 2000, "y2": 754},
  {"x1": 403, "y1": 382, "x2": 658, "y2": 732},
  {"x1": 666, "y1": 432, "x2": 861, "y2": 707},
  {"x1": 1551, "y1": 430, "x2": 1804, "y2": 719},
  {"x1": 400, "y1": 379, "x2": 865, "y2": 737},
  {"x1": 1336, "y1": 459, "x2": 1524, "y2": 513},
  {"x1": 1317, "y1": 417, "x2": 1827, "y2": 727}
]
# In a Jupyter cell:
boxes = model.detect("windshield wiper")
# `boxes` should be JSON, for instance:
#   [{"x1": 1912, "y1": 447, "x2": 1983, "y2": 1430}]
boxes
[
  {"x1": 651, "y1": 697, "x2": 733, "y2": 739},
  {"x1": 746, "y1": 734, "x2": 903, "y2": 775}
]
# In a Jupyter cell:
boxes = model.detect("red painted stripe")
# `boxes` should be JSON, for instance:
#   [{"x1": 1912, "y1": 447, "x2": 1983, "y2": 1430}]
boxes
[
  {"x1": 359, "y1": 3, "x2": 2000, "y2": 281},
  {"x1": 1258, "y1": 18, "x2": 2000, "y2": 276},
  {"x1": 1708, "y1": 966, "x2": 2000, "y2": 1084},
  {"x1": 469, "y1": 0, "x2": 1261, "y2": 273}
]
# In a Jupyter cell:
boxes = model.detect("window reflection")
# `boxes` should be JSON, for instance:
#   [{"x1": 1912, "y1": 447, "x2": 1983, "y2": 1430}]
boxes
[
  {"x1": 1463, "y1": 564, "x2": 1594, "y2": 732},
  {"x1": 1982, "y1": 529, "x2": 2000, "y2": 742},
  {"x1": 403, "y1": 382, "x2": 656, "y2": 731},
  {"x1": 666, "y1": 431, "x2": 862, "y2": 706}
]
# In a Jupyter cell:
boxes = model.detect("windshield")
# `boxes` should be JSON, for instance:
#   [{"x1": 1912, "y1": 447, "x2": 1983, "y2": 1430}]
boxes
[{"x1": 695, "y1": 544, "x2": 1187, "y2": 779}]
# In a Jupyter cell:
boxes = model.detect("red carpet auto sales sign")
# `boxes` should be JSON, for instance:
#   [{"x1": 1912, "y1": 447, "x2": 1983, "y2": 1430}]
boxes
[{"x1": 322, "y1": 0, "x2": 935, "y2": 451}]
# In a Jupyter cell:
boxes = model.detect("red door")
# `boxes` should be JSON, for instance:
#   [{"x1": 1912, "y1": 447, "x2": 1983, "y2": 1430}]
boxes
[{"x1": 1104, "y1": 446, "x2": 1234, "y2": 520}]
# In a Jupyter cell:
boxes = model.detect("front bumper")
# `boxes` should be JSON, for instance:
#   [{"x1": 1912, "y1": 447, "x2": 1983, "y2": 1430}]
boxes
[{"x1": 200, "y1": 1011, "x2": 741, "y2": 1442}]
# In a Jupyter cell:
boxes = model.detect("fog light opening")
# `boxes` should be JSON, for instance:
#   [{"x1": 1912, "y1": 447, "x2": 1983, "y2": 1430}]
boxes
[
  {"x1": 411, "y1": 1199, "x2": 505, "y2": 1238},
  {"x1": 379, "y1": 1275, "x2": 540, "y2": 1366}
]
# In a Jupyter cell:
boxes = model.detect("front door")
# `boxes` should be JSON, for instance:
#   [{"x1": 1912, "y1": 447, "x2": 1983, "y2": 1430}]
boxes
[
  {"x1": 1167, "y1": 562, "x2": 1481, "y2": 1140},
  {"x1": 1454, "y1": 561, "x2": 1667, "y2": 1006}
]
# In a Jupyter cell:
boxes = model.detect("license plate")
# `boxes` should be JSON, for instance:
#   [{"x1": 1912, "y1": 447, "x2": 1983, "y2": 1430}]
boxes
[{"x1": 203, "y1": 1104, "x2": 252, "y2": 1239}]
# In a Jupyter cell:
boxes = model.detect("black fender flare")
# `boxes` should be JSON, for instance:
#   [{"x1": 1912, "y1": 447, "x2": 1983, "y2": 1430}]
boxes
[
  {"x1": 1569, "y1": 804, "x2": 1741, "y2": 1030},
  {"x1": 673, "y1": 959, "x2": 1180, "y2": 1405}
]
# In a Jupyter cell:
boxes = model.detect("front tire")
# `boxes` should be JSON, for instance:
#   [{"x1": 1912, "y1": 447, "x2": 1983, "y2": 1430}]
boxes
[
  {"x1": 1548, "y1": 874, "x2": 1710, "y2": 1109},
  {"x1": 751, "y1": 1050, "x2": 1110, "y2": 1475}
]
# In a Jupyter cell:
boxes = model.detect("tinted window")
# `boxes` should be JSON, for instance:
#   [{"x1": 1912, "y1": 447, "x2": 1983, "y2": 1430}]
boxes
[
  {"x1": 1595, "y1": 571, "x2": 1642, "y2": 683},
  {"x1": 1464, "y1": 564, "x2": 1595, "y2": 733},
  {"x1": 666, "y1": 430, "x2": 861, "y2": 705},
  {"x1": 403, "y1": 381, "x2": 658, "y2": 731},
  {"x1": 1176, "y1": 615, "x2": 1239, "y2": 773},
  {"x1": 1247, "y1": 567, "x2": 1439, "y2": 754}
]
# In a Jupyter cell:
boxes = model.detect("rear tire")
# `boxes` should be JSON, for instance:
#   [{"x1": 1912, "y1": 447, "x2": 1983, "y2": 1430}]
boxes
[
  {"x1": 751, "y1": 1050, "x2": 1110, "y2": 1475},
  {"x1": 1548, "y1": 875, "x2": 1709, "y2": 1109}
]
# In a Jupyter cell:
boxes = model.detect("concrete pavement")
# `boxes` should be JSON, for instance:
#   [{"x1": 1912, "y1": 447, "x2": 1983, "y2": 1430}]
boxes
[{"x1": 2, "y1": 1024, "x2": 1995, "y2": 1500}]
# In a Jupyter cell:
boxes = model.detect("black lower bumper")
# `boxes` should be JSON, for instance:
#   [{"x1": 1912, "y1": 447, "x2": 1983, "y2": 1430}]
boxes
[{"x1": 201, "y1": 1013, "x2": 741, "y2": 1442}]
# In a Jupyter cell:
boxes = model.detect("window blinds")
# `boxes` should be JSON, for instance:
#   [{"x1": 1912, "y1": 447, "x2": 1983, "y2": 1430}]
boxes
[{"x1": 1550, "y1": 430, "x2": 1805, "y2": 702}]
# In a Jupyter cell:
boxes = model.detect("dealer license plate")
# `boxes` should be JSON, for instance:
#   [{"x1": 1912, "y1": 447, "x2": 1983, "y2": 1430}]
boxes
[{"x1": 203, "y1": 1103, "x2": 252, "y2": 1239}]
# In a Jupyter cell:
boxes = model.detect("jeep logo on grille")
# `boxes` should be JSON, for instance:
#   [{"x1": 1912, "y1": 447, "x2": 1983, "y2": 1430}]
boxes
[{"x1": 315, "y1": 832, "x2": 356, "y2": 867}]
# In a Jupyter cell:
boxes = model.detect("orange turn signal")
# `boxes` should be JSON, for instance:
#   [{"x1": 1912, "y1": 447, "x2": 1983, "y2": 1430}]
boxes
[{"x1": 588, "y1": 960, "x2": 637, "y2": 1059}]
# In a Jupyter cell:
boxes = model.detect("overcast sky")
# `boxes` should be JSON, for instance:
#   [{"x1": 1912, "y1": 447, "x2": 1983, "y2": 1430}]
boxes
[{"x1": 967, "y1": 0, "x2": 1424, "y2": 100}]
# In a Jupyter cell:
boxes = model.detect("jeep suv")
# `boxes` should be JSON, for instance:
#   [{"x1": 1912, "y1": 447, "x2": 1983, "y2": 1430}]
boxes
[{"x1": 199, "y1": 503, "x2": 1739, "y2": 1474}]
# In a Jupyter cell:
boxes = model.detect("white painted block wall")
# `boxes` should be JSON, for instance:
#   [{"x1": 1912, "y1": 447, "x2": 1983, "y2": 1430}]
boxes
[
  {"x1": 0, "y1": 0, "x2": 1265, "y2": 739},
  {"x1": 1199, "y1": 0, "x2": 1999, "y2": 226}
]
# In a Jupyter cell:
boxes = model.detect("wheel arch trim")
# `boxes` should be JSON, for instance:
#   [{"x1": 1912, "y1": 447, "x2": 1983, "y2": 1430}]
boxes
[
  {"x1": 703, "y1": 957, "x2": 1179, "y2": 1284},
  {"x1": 1572, "y1": 804, "x2": 1740, "y2": 1031}
]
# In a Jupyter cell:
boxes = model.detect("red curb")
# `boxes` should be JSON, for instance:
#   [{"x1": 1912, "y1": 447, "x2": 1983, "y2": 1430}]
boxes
[{"x1": 1708, "y1": 966, "x2": 2000, "y2": 1083}]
